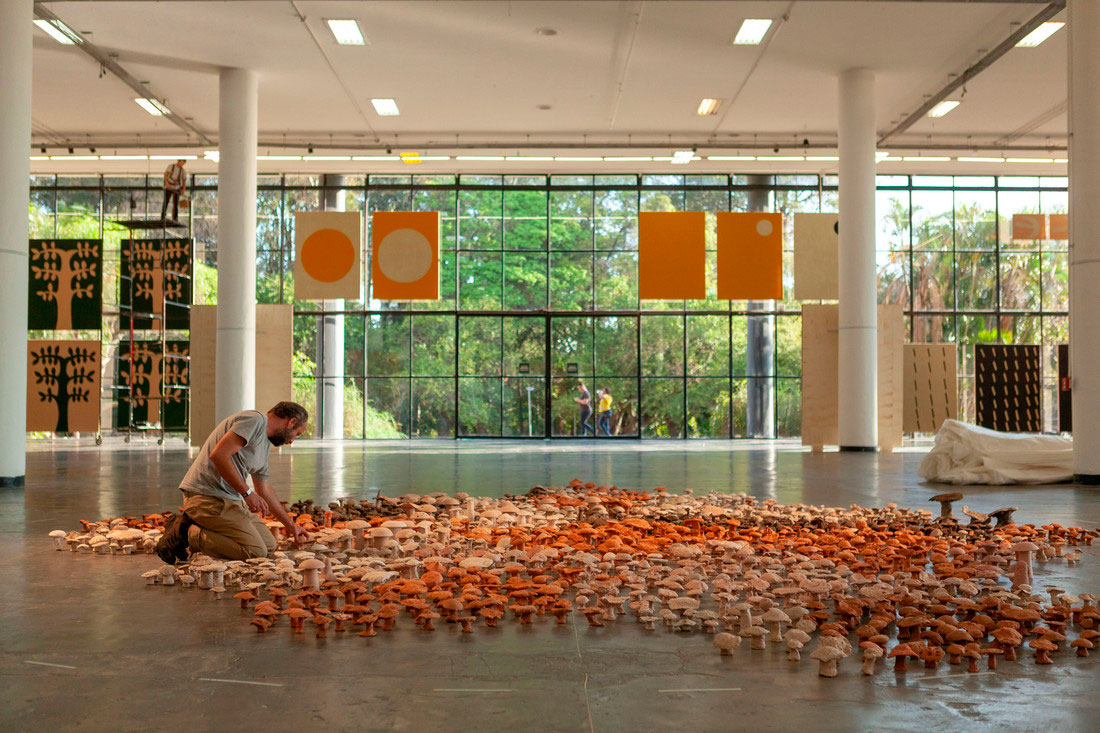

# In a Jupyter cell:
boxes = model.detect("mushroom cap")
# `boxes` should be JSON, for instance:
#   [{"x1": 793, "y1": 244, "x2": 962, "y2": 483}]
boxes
[
  {"x1": 713, "y1": 632, "x2": 742, "y2": 651},
  {"x1": 742, "y1": 626, "x2": 767, "y2": 637},
  {"x1": 761, "y1": 608, "x2": 792, "y2": 624},
  {"x1": 49, "y1": 530, "x2": 66, "y2": 538},
  {"x1": 1029, "y1": 639, "x2": 1057, "y2": 651},
  {"x1": 888, "y1": 644, "x2": 915, "y2": 658},
  {"x1": 299, "y1": 558, "x2": 325, "y2": 570},
  {"x1": 929, "y1": 493, "x2": 963, "y2": 502},
  {"x1": 810, "y1": 644, "x2": 845, "y2": 662},
  {"x1": 859, "y1": 642, "x2": 884, "y2": 658},
  {"x1": 1012, "y1": 541, "x2": 1039, "y2": 552}
]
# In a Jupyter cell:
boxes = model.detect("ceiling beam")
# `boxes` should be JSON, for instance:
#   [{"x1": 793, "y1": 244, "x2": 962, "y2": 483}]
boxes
[
  {"x1": 34, "y1": 4, "x2": 213, "y2": 145},
  {"x1": 878, "y1": 0, "x2": 1065, "y2": 144}
]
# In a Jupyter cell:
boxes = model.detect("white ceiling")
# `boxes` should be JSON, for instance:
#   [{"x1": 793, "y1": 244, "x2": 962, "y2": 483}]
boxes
[{"x1": 29, "y1": 0, "x2": 1070, "y2": 175}]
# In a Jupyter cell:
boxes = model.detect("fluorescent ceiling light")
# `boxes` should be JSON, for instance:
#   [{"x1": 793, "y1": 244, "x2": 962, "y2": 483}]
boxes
[
  {"x1": 806, "y1": 156, "x2": 840, "y2": 162},
  {"x1": 33, "y1": 19, "x2": 83, "y2": 45},
  {"x1": 902, "y1": 156, "x2": 951, "y2": 162},
  {"x1": 926, "y1": 100, "x2": 960, "y2": 118},
  {"x1": 1006, "y1": 158, "x2": 1055, "y2": 164},
  {"x1": 418, "y1": 156, "x2": 451, "y2": 161},
  {"x1": 456, "y1": 156, "x2": 505, "y2": 161},
  {"x1": 1016, "y1": 22, "x2": 1064, "y2": 48},
  {"x1": 707, "y1": 156, "x2": 756, "y2": 161},
  {"x1": 506, "y1": 156, "x2": 553, "y2": 161},
  {"x1": 326, "y1": 19, "x2": 366, "y2": 46},
  {"x1": 305, "y1": 156, "x2": 351, "y2": 161},
  {"x1": 100, "y1": 155, "x2": 148, "y2": 160},
  {"x1": 697, "y1": 98, "x2": 721, "y2": 116},
  {"x1": 204, "y1": 150, "x2": 219, "y2": 161},
  {"x1": 257, "y1": 155, "x2": 302, "y2": 161},
  {"x1": 30, "y1": 156, "x2": 50, "y2": 161},
  {"x1": 733, "y1": 19, "x2": 772, "y2": 45},
  {"x1": 50, "y1": 155, "x2": 98, "y2": 161},
  {"x1": 150, "y1": 155, "x2": 197, "y2": 160},
  {"x1": 352, "y1": 155, "x2": 398, "y2": 161},
  {"x1": 877, "y1": 156, "x2": 903, "y2": 162},
  {"x1": 135, "y1": 98, "x2": 170, "y2": 116},
  {"x1": 1054, "y1": 158, "x2": 1068, "y2": 164},
  {"x1": 554, "y1": 156, "x2": 603, "y2": 161},
  {"x1": 371, "y1": 98, "x2": 400, "y2": 116},
  {"x1": 957, "y1": 157, "x2": 1004, "y2": 163},
  {"x1": 604, "y1": 156, "x2": 653, "y2": 162},
  {"x1": 671, "y1": 150, "x2": 695, "y2": 164}
]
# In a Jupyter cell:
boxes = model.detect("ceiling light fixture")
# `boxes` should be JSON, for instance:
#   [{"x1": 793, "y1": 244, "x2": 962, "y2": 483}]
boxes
[
  {"x1": 707, "y1": 156, "x2": 757, "y2": 161},
  {"x1": 400, "y1": 152, "x2": 422, "y2": 164},
  {"x1": 150, "y1": 155, "x2": 197, "y2": 160},
  {"x1": 352, "y1": 155, "x2": 398, "y2": 161},
  {"x1": 257, "y1": 155, "x2": 302, "y2": 161},
  {"x1": 455, "y1": 156, "x2": 505, "y2": 161},
  {"x1": 733, "y1": 19, "x2": 773, "y2": 45},
  {"x1": 902, "y1": 156, "x2": 951, "y2": 162},
  {"x1": 697, "y1": 98, "x2": 721, "y2": 116},
  {"x1": 957, "y1": 157, "x2": 1005, "y2": 163},
  {"x1": 604, "y1": 156, "x2": 653, "y2": 162},
  {"x1": 1016, "y1": 22, "x2": 1064, "y2": 48},
  {"x1": 134, "y1": 98, "x2": 170, "y2": 116},
  {"x1": 371, "y1": 98, "x2": 400, "y2": 116},
  {"x1": 33, "y1": 19, "x2": 83, "y2": 45},
  {"x1": 204, "y1": 150, "x2": 220, "y2": 162},
  {"x1": 671, "y1": 150, "x2": 695, "y2": 164},
  {"x1": 100, "y1": 155, "x2": 147, "y2": 160},
  {"x1": 326, "y1": 19, "x2": 366, "y2": 46},
  {"x1": 926, "y1": 100, "x2": 960, "y2": 118},
  {"x1": 1006, "y1": 157, "x2": 1055, "y2": 164}
]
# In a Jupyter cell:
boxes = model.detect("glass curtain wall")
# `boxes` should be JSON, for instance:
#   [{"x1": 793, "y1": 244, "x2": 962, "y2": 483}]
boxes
[{"x1": 28, "y1": 172, "x2": 1069, "y2": 438}]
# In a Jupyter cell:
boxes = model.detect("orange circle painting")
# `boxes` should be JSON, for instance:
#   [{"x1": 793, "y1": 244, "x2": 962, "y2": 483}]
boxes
[{"x1": 300, "y1": 229, "x2": 355, "y2": 283}]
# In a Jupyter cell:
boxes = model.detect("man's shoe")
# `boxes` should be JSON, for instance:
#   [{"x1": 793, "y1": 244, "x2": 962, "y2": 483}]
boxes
[{"x1": 155, "y1": 512, "x2": 192, "y2": 564}]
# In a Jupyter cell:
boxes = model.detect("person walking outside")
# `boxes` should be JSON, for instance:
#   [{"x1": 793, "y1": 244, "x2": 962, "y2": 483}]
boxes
[
  {"x1": 597, "y1": 387, "x2": 614, "y2": 436},
  {"x1": 574, "y1": 381, "x2": 594, "y2": 436}
]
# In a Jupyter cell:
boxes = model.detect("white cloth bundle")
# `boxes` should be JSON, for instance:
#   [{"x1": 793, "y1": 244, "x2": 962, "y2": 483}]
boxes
[{"x1": 918, "y1": 419, "x2": 1073, "y2": 485}]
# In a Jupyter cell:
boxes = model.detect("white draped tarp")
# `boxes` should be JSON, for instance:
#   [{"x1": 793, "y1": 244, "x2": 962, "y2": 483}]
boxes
[{"x1": 918, "y1": 419, "x2": 1073, "y2": 485}]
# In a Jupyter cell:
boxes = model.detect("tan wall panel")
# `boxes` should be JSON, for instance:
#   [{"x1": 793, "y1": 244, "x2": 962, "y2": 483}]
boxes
[
  {"x1": 877, "y1": 305, "x2": 904, "y2": 451},
  {"x1": 903, "y1": 343, "x2": 958, "y2": 433},
  {"x1": 800, "y1": 305, "x2": 838, "y2": 448},
  {"x1": 793, "y1": 213, "x2": 838, "y2": 300},
  {"x1": 188, "y1": 305, "x2": 218, "y2": 447}
]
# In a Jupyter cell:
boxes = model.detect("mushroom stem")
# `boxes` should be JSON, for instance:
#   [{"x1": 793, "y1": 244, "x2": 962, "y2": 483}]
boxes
[{"x1": 816, "y1": 659, "x2": 839, "y2": 677}]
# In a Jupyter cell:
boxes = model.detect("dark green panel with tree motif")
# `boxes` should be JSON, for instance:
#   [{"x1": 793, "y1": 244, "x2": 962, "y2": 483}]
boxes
[{"x1": 28, "y1": 239, "x2": 102, "y2": 330}]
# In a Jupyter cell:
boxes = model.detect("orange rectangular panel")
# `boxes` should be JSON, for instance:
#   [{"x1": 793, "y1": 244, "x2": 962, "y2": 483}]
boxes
[
  {"x1": 1048, "y1": 213, "x2": 1069, "y2": 240},
  {"x1": 716, "y1": 212, "x2": 782, "y2": 300},
  {"x1": 638, "y1": 211, "x2": 706, "y2": 299},
  {"x1": 371, "y1": 211, "x2": 440, "y2": 300},
  {"x1": 1012, "y1": 213, "x2": 1047, "y2": 241}
]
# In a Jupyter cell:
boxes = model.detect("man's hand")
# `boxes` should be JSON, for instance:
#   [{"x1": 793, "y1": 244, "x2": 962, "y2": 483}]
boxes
[
  {"x1": 244, "y1": 491, "x2": 269, "y2": 515},
  {"x1": 289, "y1": 524, "x2": 310, "y2": 546}
]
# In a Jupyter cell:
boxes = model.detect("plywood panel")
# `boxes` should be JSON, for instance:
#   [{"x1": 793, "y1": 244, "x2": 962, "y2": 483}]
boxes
[
  {"x1": 1011, "y1": 213, "x2": 1046, "y2": 241},
  {"x1": 256, "y1": 304, "x2": 294, "y2": 414},
  {"x1": 188, "y1": 304, "x2": 294, "y2": 447},
  {"x1": 903, "y1": 344, "x2": 958, "y2": 433},
  {"x1": 27, "y1": 340, "x2": 101, "y2": 433},
  {"x1": 975, "y1": 343, "x2": 1041, "y2": 432},
  {"x1": 294, "y1": 211, "x2": 362, "y2": 300},
  {"x1": 638, "y1": 211, "x2": 706, "y2": 299},
  {"x1": 877, "y1": 305, "x2": 904, "y2": 451},
  {"x1": 800, "y1": 305, "x2": 838, "y2": 448},
  {"x1": 188, "y1": 305, "x2": 217, "y2": 447},
  {"x1": 716, "y1": 212, "x2": 782, "y2": 300},
  {"x1": 28, "y1": 239, "x2": 103, "y2": 330},
  {"x1": 793, "y1": 213, "x2": 838, "y2": 300},
  {"x1": 371, "y1": 211, "x2": 440, "y2": 300}
]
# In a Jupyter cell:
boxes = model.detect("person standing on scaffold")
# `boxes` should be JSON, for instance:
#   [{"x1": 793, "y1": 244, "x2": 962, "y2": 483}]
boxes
[{"x1": 161, "y1": 159, "x2": 187, "y2": 224}]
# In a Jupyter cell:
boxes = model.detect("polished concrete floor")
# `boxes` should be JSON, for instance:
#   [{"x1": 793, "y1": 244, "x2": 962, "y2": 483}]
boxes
[{"x1": 3, "y1": 438, "x2": 1099, "y2": 732}]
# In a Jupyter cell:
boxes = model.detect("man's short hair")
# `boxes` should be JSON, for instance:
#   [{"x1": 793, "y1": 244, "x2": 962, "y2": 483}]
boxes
[{"x1": 270, "y1": 401, "x2": 308, "y2": 425}]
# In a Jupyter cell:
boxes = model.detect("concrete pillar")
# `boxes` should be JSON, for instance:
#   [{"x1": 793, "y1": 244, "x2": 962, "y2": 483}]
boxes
[
  {"x1": 837, "y1": 68, "x2": 877, "y2": 450},
  {"x1": 1069, "y1": 0, "x2": 1100, "y2": 481},
  {"x1": 745, "y1": 176, "x2": 775, "y2": 438},
  {"x1": 215, "y1": 68, "x2": 258, "y2": 420},
  {"x1": 318, "y1": 174, "x2": 345, "y2": 439},
  {"x1": 0, "y1": 0, "x2": 32, "y2": 486}
]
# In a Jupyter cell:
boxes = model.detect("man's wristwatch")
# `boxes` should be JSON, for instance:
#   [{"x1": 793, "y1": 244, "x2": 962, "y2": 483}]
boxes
[{"x1": 242, "y1": 487, "x2": 255, "y2": 498}]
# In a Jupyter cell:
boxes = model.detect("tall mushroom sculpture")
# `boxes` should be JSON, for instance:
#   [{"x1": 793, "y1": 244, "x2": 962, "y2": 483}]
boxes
[
  {"x1": 1011, "y1": 542, "x2": 1038, "y2": 590},
  {"x1": 810, "y1": 643, "x2": 846, "y2": 677}
]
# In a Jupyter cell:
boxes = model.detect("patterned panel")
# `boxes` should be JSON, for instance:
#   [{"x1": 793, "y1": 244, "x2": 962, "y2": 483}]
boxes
[
  {"x1": 120, "y1": 238, "x2": 192, "y2": 330},
  {"x1": 903, "y1": 344, "x2": 958, "y2": 433},
  {"x1": 28, "y1": 240, "x2": 103, "y2": 331},
  {"x1": 975, "y1": 344, "x2": 1041, "y2": 432}
]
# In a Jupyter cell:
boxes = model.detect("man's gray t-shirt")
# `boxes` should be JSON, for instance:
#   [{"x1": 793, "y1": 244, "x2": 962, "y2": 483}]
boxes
[{"x1": 180, "y1": 410, "x2": 270, "y2": 502}]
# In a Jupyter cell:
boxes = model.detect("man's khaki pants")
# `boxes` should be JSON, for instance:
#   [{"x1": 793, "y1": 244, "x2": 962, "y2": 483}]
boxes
[{"x1": 183, "y1": 492, "x2": 276, "y2": 560}]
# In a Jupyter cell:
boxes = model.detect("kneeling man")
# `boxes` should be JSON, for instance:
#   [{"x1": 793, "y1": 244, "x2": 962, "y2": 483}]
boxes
[{"x1": 156, "y1": 401, "x2": 310, "y2": 562}]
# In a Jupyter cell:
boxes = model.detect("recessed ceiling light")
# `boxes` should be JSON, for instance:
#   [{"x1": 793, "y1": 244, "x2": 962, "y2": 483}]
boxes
[
  {"x1": 371, "y1": 98, "x2": 400, "y2": 116},
  {"x1": 1016, "y1": 22, "x2": 1064, "y2": 48},
  {"x1": 733, "y1": 19, "x2": 772, "y2": 45},
  {"x1": 535, "y1": 27, "x2": 558, "y2": 36},
  {"x1": 134, "y1": 98, "x2": 170, "y2": 116},
  {"x1": 697, "y1": 98, "x2": 721, "y2": 116},
  {"x1": 33, "y1": 19, "x2": 83, "y2": 45},
  {"x1": 326, "y1": 19, "x2": 366, "y2": 46},
  {"x1": 926, "y1": 100, "x2": 960, "y2": 118}
]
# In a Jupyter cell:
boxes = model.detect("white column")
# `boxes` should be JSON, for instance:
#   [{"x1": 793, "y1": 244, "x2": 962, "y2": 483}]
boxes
[
  {"x1": 1069, "y1": 0, "x2": 1100, "y2": 481},
  {"x1": 319, "y1": 174, "x2": 345, "y2": 439},
  {"x1": 837, "y1": 68, "x2": 878, "y2": 450},
  {"x1": 0, "y1": 0, "x2": 32, "y2": 485},
  {"x1": 215, "y1": 68, "x2": 258, "y2": 420}
]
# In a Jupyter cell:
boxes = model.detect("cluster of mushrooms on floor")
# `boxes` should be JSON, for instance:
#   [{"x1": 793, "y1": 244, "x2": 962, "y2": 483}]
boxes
[{"x1": 51, "y1": 481, "x2": 1100, "y2": 678}]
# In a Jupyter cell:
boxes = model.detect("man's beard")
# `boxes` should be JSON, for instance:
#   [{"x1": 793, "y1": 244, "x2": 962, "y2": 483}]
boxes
[{"x1": 268, "y1": 427, "x2": 294, "y2": 446}]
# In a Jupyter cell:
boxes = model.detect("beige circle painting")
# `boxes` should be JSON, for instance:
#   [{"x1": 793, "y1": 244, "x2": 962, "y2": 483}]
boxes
[
  {"x1": 377, "y1": 228, "x2": 433, "y2": 283},
  {"x1": 755, "y1": 217, "x2": 774, "y2": 237}
]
